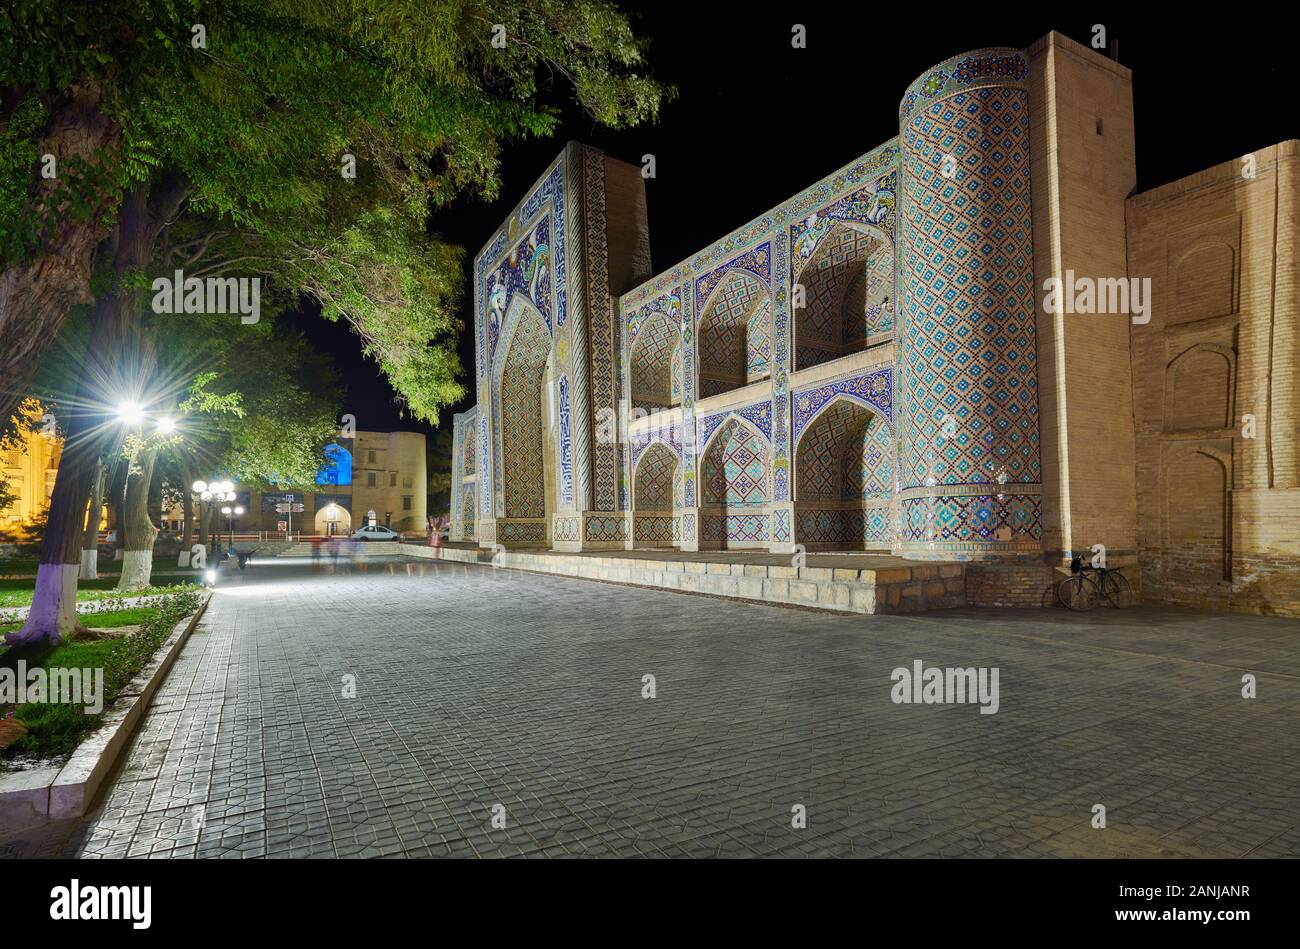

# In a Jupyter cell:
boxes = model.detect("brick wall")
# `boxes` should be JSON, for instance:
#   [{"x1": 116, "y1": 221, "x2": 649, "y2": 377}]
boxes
[
  {"x1": 1027, "y1": 32, "x2": 1140, "y2": 568},
  {"x1": 965, "y1": 564, "x2": 1055, "y2": 608},
  {"x1": 1126, "y1": 140, "x2": 1300, "y2": 617}
]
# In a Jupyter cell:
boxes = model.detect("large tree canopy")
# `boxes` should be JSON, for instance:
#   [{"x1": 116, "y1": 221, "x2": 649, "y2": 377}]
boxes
[{"x1": 0, "y1": 0, "x2": 670, "y2": 428}]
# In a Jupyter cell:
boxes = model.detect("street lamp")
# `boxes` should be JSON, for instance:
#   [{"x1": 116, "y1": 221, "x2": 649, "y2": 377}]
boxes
[
  {"x1": 115, "y1": 401, "x2": 145, "y2": 425},
  {"x1": 193, "y1": 477, "x2": 238, "y2": 560},
  {"x1": 220, "y1": 504, "x2": 245, "y2": 547}
]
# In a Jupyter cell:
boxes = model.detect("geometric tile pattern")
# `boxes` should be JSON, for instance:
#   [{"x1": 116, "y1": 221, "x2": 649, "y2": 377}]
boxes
[
  {"x1": 899, "y1": 492, "x2": 1041, "y2": 543},
  {"x1": 499, "y1": 302, "x2": 551, "y2": 519},
  {"x1": 793, "y1": 397, "x2": 893, "y2": 549},
  {"x1": 700, "y1": 401, "x2": 773, "y2": 450},
  {"x1": 703, "y1": 418, "x2": 768, "y2": 507},
  {"x1": 861, "y1": 47, "x2": 1047, "y2": 561},
  {"x1": 695, "y1": 242, "x2": 772, "y2": 318},
  {"x1": 462, "y1": 418, "x2": 478, "y2": 476},
  {"x1": 700, "y1": 512, "x2": 768, "y2": 543},
  {"x1": 793, "y1": 224, "x2": 880, "y2": 360},
  {"x1": 582, "y1": 145, "x2": 618, "y2": 512},
  {"x1": 462, "y1": 486, "x2": 477, "y2": 540},
  {"x1": 844, "y1": 414, "x2": 893, "y2": 501},
  {"x1": 584, "y1": 514, "x2": 627, "y2": 543},
  {"x1": 899, "y1": 82, "x2": 1039, "y2": 492},
  {"x1": 795, "y1": 398, "x2": 875, "y2": 501},
  {"x1": 796, "y1": 506, "x2": 890, "y2": 547},
  {"x1": 633, "y1": 513, "x2": 676, "y2": 544},
  {"x1": 634, "y1": 442, "x2": 679, "y2": 511},
  {"x1": 699, "y1": 269, "x2": 771, "y2": 396},
  {"x1": 630, "y1": 308, "x2": 680, "y2": 409},
  {"x1": 559, "y1": 375, "x2": 571, "y2": 506},
  {"x1": 793, "y1": 368, "x2": 893, "y2": 436}
]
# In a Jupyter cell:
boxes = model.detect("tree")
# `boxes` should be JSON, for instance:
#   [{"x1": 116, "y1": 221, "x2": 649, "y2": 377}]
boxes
[
  {"x1": 78, "y1": 456, "x2": 107, "y2": 579},
  {"x1": 1, "y1": 0, "x2": 669, "y2": 426},
  {"x1": 2, "y1": 0, "x2": 669, "y2": 650}
]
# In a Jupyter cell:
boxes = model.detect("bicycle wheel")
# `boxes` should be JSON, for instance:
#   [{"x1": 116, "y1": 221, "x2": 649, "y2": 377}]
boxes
[
  {"x1": 1058, "y1": 574, "x2": 1100, "y2": 611},
  {"x1": 1098, "y1": 570, "x2": 1135, "y2": 609}
]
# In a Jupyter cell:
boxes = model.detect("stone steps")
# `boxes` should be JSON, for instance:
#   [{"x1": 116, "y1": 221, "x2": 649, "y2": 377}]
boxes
[{"x1": 412, "y1": 545, "x2": 967, "y2": 615}]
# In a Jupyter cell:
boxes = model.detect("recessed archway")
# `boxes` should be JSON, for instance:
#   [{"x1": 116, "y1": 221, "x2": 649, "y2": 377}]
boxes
[
  {"x1": 461, "y1": 485, "x2": 477, "y2": 541},
  {"x1": 315, "y1": 503, "x2": 352, "y2": 537},
  {"x1": 793, "y1": 396, "x2": 892, "y2": 550},
  {"x1": 698, "y1": 270, "x2": 772, "y2": 399},
  {"x1": 794, "y1": 222, "x2": 893, "y2": 371},
  {"x1": 699, "y1": 416, "x2": 769, "y2": 548},
  {"x1": 462, "y1": 418, "x2": 478, "y2": 477},
  {"x1": 496, "y1": 297, "x2": 552, "y2": 542},
  {"x1": 629, "y1": 309, "x2": 682, "y2": 414},
  {"x1": 632, "y1": 441, "x2": 680, "y2": 548}
]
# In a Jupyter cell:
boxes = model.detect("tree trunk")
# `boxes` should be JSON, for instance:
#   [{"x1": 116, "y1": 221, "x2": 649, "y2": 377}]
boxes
[
  {"x1": 177, "y1": 455, "x2": 195, "y2": 565},
  {"x1": 0, "y1": 84, "x2": 123, "y2": 429},
  {"x1": 117, "y1": 448, "x2": 158, "y2": 591},
  {"x1": 78, "y1": 458, "x2": 106, "y2": 579},
  {"x1": 197, "y1": 500, "x2": 210, "y2": 562},
  {"x1": 5, "y1": 313, "x2": 128, "y2": 651},
  {"x1": 6, "y1": 176, "x2": 188, "y2": 651}
]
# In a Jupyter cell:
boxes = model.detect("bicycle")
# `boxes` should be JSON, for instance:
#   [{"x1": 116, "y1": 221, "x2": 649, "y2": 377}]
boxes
[{"x1": 1056, "y1": 554, "x2": 1135, "y2": 611}]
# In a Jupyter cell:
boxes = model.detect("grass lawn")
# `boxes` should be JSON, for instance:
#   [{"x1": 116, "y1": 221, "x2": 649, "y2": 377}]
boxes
[
  {"x1": 0, "y1": 589, "x2": 204, "y2": 766},
  {"x1": 0, "y1": 577, "x2": 201, "y2": 610},
  {"x1": 0, "y1": 555, "x2": 186, "y2": 576}
]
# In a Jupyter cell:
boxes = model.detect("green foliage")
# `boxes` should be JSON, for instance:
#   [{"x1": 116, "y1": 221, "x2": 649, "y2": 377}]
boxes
[
  {"x1": 0, "y1": 588, "x2": 202, "y2": 761},
  {"x1": 2, "y1": 0, "x2": 670, "y2": 425}
]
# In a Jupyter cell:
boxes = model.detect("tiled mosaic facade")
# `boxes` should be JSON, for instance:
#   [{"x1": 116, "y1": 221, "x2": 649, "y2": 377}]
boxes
[
  {"x1": 452, "y1": 36, "x2": 1283, "y2": 612},
  {"x1": 453, "y1": 49, "x2": 1043, "y2": 560}
]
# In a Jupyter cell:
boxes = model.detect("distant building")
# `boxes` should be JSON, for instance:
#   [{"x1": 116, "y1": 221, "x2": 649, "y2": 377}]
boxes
[
  {"x1": 166, "y1": 430, "x2": 427, "y2": 537},
  {"x1": 0, "y1": 422, "x2": 60, "y2": 528}
]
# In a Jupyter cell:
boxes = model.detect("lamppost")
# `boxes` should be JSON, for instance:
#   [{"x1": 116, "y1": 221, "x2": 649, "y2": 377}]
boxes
[
  {"x1": 220, "y1": 503, "x2": 245, "y2": 547},
  {"x1": 193, "y1": 479, "x2": 237, "y2": 559}
]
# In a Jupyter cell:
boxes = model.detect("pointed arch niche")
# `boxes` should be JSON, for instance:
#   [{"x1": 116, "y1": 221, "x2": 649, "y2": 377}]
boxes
[
  {"x1": 699, "y1": 416, "x2": 770, "y2": 549},
  {"x1": 632, "y1": 441, "x2": 681, "y2": 548},
  {"x1": 494, "y1": 295, "x2": 553, "y2": 546},
  {"x1": 793, "y1": 395, "x2": 893, "y2": 550},
  {"x1": 697, "y1": 270, "x2": 773, "y2": 400},
  {"x1": 793, "y1": 222, "x2": 894, "y2": 372}
]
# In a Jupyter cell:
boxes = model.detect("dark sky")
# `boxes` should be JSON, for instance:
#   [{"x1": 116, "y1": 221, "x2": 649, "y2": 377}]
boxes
[{"x1": 293, "y1": 4, "x2": 1295, "y2": 446}]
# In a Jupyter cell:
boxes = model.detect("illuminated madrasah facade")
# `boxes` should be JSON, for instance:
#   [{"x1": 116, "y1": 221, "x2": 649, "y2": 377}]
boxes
[{"x1": 450, "y1": 32, "x2": 1299, "y2": 617}]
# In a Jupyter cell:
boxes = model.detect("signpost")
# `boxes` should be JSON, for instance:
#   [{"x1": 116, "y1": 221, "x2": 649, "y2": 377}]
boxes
[{"x1": 273, "y1": 494, "x2": 305, "y2": 538}]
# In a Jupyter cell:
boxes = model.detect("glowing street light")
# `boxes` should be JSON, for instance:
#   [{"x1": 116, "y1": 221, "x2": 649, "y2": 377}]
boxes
[
  {"x1": 115, "y1": 401, "x2": 145, "y2": 425},
  {"x1": 220, "y1": 503, "x2": 245, "y2": 547}
]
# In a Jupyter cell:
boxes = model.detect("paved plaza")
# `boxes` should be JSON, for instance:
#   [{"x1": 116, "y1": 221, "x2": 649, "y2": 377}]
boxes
[{"x1": 4, "y1": 554, "x2": 1299, "y2": 858}]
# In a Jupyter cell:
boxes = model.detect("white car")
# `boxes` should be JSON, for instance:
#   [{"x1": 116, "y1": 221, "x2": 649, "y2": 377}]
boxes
[{"x1": 351, "y1": 525, "x2": 402, "y2": 542}]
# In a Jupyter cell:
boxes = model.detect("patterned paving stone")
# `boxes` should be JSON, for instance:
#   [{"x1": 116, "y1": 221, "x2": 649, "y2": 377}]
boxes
[{"x1": 5, "y1": 554, "x2": 1300, "y2": 859}]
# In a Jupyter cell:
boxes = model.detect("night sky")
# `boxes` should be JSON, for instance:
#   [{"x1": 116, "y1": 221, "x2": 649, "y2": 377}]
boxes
[{"x1": 291, "y1": 5, "x2": 1295, "y2": 449}]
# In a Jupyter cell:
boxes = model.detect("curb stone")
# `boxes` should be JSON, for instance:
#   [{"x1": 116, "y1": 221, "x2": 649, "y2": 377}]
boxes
[{"x1": 0, "y1": 592, "x2": 212, "y2": 832}]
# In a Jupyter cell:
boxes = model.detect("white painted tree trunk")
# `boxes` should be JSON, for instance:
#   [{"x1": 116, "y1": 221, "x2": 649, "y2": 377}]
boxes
[
  {"x1": 4, "y1": 563, "x2": 79, "y2": 647},
  {"x1": 116, "y1": 549, "x2": 153, "y2": 592},
  {"x1": 78, "y1": 547, "x2": 99, "y2": 580}
]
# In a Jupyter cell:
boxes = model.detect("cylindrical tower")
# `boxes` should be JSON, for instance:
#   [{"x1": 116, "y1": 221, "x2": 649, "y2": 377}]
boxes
[{"x1": 894, "y1": 48, "x2": 1042, "y2": 561}]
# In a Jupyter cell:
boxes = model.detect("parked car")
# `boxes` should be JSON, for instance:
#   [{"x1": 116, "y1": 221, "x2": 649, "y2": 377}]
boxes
[{"x1": 351, "y1": 524, "x2": 402, "y2": 542}]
